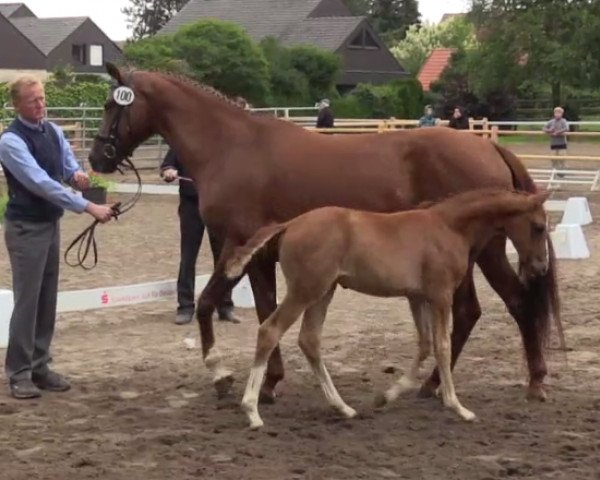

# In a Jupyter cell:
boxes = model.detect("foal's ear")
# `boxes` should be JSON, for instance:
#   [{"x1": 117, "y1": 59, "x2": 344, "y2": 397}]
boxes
[{"x1": 106, "y1": 62, "x2": 124, "y2": 84}]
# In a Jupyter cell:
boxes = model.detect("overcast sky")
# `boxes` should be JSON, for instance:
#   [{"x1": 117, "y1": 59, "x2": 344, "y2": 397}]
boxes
[{"x1": 4, "y1": 0, "x2": 470, "y2": 41}]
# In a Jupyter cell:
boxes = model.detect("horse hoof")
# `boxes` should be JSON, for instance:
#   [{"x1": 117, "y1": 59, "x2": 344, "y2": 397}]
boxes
[
  {"x1": 373, "y1": 392, "x2": 388, "y2": 408},
  {"x1": 341, "y1": 406, "x2": 358, "y2": 419},
  {"x1": 249, "y1": 419, "x2": 264, "y2": 430},
  {"x1": 214, "y1": 374, "x2": 234, "y2": 399},
  {"x1": 526, "y1": 385, "x2": 547, "y2": 402},
  {"x1": 258, "y1": 388, "x2": 277, "y2": 405}
]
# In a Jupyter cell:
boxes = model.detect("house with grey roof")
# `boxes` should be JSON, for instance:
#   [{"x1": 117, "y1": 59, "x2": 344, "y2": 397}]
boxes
[
  {"x1": 0, "y1": 2, "x2": 34, "y2": 18},
  {"x1": 0, "y1": 2, "x2": 123, "y2": 81},
  {"x1": 0, "y1": 9, "x2": 45, "y2": 80},
  {"x1": 159, "y1": 0, "x2": 409, "y2": 91}
]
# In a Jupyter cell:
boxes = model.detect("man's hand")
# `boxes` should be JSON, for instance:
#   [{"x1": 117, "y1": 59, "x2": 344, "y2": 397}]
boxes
[
  {"x1": 162, "y1": 168, "x2": 178, "y2": 182},
  {"x1": 85, "y1": 203, "x2": 114, "y2": 223},
  {"x1": 71, "y1": 171, "x2": 90, "y2": 191}
]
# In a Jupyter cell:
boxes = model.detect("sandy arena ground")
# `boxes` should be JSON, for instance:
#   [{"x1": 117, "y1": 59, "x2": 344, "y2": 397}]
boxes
[{"x1": 0, "y1": 142, "x2": 599, "y2": 480}]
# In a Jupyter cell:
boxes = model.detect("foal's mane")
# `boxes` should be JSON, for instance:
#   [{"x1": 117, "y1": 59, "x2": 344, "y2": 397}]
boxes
[
  {"x1": 415, "y1": 187, "x2": 527, "y2": 210},
  {"x1": 427, "y1": 187, "x2": 540, "y2": 228}
]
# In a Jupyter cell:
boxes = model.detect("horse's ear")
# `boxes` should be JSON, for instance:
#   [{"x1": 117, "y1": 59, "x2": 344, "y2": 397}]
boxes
[
  {"x1": 533, "y1": 190, "x2": 551, "y2": 205},
  {"x1": 106, "y1": 62, "x2": 123, "y2": 84}
]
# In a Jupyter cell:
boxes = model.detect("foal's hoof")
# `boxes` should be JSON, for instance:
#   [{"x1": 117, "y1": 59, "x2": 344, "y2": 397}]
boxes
[
  {"x1": 258, "y1": 387, "x2": 277, "y2": 405},
  {"x1": 526, "y1": 384, "x2": 547, "y2": 402},
  {"x1": 214, "y1": 374, "x2": 234, "y2": 399}
]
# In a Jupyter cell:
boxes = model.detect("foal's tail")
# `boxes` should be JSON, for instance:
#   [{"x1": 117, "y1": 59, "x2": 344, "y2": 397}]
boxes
[
  {"x1": 494, "y1": 143, "x2": 561, "y2": 348},
  {"x1": 225, "y1": 222, "x2": 289, "y2": 279}
]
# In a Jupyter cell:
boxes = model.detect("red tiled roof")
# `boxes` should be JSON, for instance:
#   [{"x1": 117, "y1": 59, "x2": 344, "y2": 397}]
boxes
[{"x1": 417, "y1": 48, "x2": 456, "y2": 92}]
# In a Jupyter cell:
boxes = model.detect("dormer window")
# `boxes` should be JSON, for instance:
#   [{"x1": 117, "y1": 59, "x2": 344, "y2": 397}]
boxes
[
  {"x1": 349, "y1": 28, "x2": 379, "y2": 49},
  {"x1": 72, "y1": 44, "x2": 86, "y2": 64}
]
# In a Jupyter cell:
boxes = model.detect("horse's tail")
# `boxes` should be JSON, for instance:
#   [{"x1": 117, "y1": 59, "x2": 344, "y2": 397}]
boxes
[
  {"x1": 225, "y1": 222, "x2": 289, "y2": 279},
  {"x1": 492, "y1": 143, "x2": 538, "y2": 193},
  {"x1": 494, "y1": 143, "x2": 560, "y2": 348}
]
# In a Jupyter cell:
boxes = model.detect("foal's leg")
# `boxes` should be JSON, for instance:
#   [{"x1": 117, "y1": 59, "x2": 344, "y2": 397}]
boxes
[
  {"x1": 196, "y1": 239, "x2": 245, "y2": 398},
  {"x1": 420, "y1": 263, "x2": 481, "y2": 398},
  {"x1": 376, "y1": 299, "x2": 432, "y2": 407},
  {"x1": 241, "y1": 294, "x2": 307, "y2": 429},
  {"x1": 245, "y1": 254, "x2": 285, "y2": 404},
  {"x1": 297, "y1": 288, "x2": 357, "y2": 419},
  {"x1": 431, "y1": 302, "x2": 476, "y2": 422}
]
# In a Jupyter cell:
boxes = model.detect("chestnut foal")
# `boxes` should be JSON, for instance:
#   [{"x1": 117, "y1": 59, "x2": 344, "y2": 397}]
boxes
[{"x1": 226, "y1": 188, "x2": 551, "y2": 429}]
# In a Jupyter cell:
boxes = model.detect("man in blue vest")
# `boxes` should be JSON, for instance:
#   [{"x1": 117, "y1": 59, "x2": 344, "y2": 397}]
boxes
[{"x1": 0, "y1": 75, "x2": 114, "y2": 399}]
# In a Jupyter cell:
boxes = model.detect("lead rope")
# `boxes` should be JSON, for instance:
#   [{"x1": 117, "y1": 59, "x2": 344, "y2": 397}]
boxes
[{"x1": 64, "y1": 158, "x2": 142, "y2": 270}]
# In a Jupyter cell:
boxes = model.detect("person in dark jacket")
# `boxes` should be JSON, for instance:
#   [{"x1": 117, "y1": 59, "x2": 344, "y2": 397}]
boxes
[
  {"x1": 448, "y1": 106, "x2": 470, "y2": 130},
  {"x1": 160, "y1": 148, "x2": 240, "y2": 325},
  {"x1": 316, "y1": 99, "x2": 334, "y2": 128}
]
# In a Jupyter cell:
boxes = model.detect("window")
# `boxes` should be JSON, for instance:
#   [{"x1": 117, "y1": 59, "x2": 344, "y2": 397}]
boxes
[
  {"x1": 348, "y1": 29, "x2": 379, "y2": 50},
  {"x1": 89, "y1": 45, "x2": 103, "y2": 66},
  {"x1": 72, "y1": 44, "x2": 86, "y2": 64}
]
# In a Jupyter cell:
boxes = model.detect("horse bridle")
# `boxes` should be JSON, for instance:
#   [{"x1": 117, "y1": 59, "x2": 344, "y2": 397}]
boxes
[{"x1": 94, "y1": 72, "x2": 136, "y2": 164}]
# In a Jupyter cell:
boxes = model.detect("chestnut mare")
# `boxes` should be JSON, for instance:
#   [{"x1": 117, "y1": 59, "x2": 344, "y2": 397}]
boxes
[
  {"x1": 88, "y1": 63, "x2": 559, "y2": 405},
  {"x1": 224, "y1": 188, "x2": 551, "y2": 429}
]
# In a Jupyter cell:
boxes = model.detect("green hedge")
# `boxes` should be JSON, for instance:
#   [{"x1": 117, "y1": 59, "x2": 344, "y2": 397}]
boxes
[
  {"x1": 0, "y1": 191, "x2": 7, "y2": 223},
  {"x1": 1, "y1": 80, "x2": 111, "y2": 119},
  {"x1": 334, "y1": 78, "x2": 425, "y2": 119}
]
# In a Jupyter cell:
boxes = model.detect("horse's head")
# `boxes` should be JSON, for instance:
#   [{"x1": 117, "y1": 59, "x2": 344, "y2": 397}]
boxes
[
  {"x1": 502, "y1": 191, "x2": 552, "y2": 280},
  {"x1": 88, "y1": 62, "x2": 154, "y2": 173}
]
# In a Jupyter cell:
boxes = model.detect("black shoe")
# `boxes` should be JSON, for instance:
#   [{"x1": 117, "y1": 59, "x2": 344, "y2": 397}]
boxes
[
  {"x1": 175, "y1": 310, "x2": 194, "y2": 325},
  {"x1": 10, "y1": 378, "x2": 42, "y2": 399},
  {"x1": 32, "y1": 370, "x2": 71, "y2": 392},
  {"x1": 217, "y1": 308, "x2": 241, "y2": 324}
]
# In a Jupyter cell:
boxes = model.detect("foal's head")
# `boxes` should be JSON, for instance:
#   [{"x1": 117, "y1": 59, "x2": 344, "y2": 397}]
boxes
[
  {"x1": 88, "y1": 63, "x2": 155, "y2": 173},
  {"x1": 501, "y1": 191, "x2": 552, "y2": 279}
]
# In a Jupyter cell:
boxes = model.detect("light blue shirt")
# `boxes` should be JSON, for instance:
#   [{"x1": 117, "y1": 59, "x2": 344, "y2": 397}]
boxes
[{"x1": 0, "y1": 116, "x2": 89, "y2": 213}]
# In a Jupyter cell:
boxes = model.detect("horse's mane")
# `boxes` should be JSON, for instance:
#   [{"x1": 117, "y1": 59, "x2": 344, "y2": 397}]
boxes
[
  {"x1": 121, "y1": 63, "x2": 250, "y2": 111},
  {"x1": 159, "y1": 71, "x2": 249, "y2": 110}
]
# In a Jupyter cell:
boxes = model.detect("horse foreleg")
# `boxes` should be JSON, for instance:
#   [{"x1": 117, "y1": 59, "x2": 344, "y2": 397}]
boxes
[
  {"x1": 430, "y1": 301, "x2": 476, "y2": 421},
  {"x1": 246, "y1": 254, "x2": 283, "y2": 404},
  {"x1": 420, "y1": 263, "x2": 481, "y2": 398},
  {"x1": 196, "y1": 240, "x2": 244, "y2": 398},
  {"x1": 476, "y1": 237, "x2": 549, "y2": 401}
]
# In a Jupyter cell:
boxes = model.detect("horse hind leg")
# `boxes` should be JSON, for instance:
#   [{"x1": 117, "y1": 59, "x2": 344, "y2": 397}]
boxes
[
  {"x1": 297, "y1": 287, "x2": 357, "y2": 419},
  {"x1": 241, "y1": 294, "x2": 307, "y2": 429},
  {"x1": 196, "y1": 240, "x2": 246, "y2": 398},
  {"x1": 375, "y1": 298, "x2": 432, "y2": 407},
  {"x1": 431, "y1": 302, "x2": 476, "y2": 422}
]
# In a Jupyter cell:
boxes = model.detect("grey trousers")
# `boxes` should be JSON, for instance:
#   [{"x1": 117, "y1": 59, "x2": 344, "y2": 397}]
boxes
[{"x1": 4, "y1": 218, "x2": 60, "y2": 382}]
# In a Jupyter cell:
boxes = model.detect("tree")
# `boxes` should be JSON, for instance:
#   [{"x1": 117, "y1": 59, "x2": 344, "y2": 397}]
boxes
[
  {"x1": 467, "y1": 0, "x2": 600, "y2": 106},
  {"x1": 123, "y1": 34, "x2": 190, "y2": 73},
  {"x1": 122, "y1": 0, "x2": 189, "y2": 39},
  {"x1": 390, "y1": 17, "x2": 476, "y2": 75},
  {"x1": 370, "y1": 0, "x2": 421, "y2": 43},
  {"x1": 341, "y1": 0, "x2": 421, "y2": 43},
  {"x1": 171, "y1": 20, "x2": 271, "y2": 104}
]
